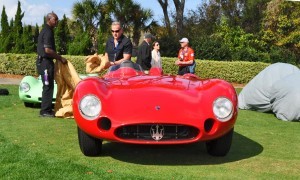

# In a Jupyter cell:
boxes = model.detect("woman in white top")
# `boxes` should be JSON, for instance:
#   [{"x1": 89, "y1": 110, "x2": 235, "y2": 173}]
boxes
[{"x1": 151, "y1": 41, "x2": 162, "y2": 68}]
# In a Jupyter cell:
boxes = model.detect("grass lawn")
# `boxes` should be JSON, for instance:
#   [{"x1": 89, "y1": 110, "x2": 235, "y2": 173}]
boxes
[{"x1": 0, "y1": 85, "x2": 299, "y2": 179}]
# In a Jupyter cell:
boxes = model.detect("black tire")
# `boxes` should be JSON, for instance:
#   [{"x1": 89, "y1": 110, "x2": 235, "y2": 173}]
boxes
[
  {"x1": 24, "y1": 102, "x2": 34, "y2": 107},
  {"x1": 206, "y1": 128, "x2": 234, "y2": 156},
  {"x1": 77, "y1": 126, "x2": 103, "y2": 156},
  {"x1": 0, "y1": 88, "x2": 9, "y2": 95}
]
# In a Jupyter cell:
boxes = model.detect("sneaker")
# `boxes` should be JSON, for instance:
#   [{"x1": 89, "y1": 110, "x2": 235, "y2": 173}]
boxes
[{"x1": 39, "y1": 113, "x2": 55, "y2": 118}]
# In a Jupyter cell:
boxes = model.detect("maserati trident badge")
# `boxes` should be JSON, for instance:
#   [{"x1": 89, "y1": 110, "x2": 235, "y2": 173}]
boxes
[{"x1": 150, "y1": 124, "x2": 164, "y2": 141}]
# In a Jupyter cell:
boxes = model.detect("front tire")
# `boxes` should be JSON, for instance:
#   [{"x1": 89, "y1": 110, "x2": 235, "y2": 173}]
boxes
[
  {"x1": 24, "y1": 102, "x2": 34, "y2": 107},
  {"x1": 78, "y1": 127, "x2": 103, "y2": 156},
  {"x1": 206, "y1": 128, "x2": 234, "y2": 156}
]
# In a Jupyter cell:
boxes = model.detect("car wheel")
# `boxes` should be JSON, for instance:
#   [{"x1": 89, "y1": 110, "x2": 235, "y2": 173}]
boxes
[
  {"x1": 24, "y1": 102, "x2": 34, "y2": 107},
  {"x1": 77, "y1": 126, "x2": 103, "y2": 156},
  {"x1": 206, "y1": 128, "x2": 234, "y2": 156}
]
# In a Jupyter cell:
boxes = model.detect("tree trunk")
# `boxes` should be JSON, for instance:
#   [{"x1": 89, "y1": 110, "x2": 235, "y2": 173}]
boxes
[
  {"x1": 157, "y1": 0, "x2": 172, "y2": 35},
  {"x1": 173, "y1": 0, "x2": 185, "y2": 36}
]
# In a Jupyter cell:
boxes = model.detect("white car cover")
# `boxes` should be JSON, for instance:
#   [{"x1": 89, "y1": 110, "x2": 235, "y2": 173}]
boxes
[
  {"x1": 238, "y1": 63, "x2": 300, "y2": 121},
  {"x1": 270, "y1": 72, "x2": 300, "y2": 121}
]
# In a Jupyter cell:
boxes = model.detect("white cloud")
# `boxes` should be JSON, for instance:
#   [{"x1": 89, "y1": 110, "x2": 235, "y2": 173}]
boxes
[{"x1": 0, "y1": 0, "x2": 72, "y2": 26}]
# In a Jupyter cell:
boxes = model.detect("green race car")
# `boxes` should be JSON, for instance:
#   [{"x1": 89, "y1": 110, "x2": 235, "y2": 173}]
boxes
[
  {"x1": 19, "y1": 75, "x2": 57, "y2": 107},
  {"x1": 19, "y1": 74, "x2": 97, "y2": 107}
]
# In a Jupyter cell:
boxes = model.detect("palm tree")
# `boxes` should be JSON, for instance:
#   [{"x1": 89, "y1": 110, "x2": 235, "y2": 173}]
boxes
[
  {"x1": 131, "y1": 4, "x2": 157, "y2": 46},
  {"x1": 105, "y1": 0, "x2": 136, "y2": 31},
  {"x1": 105, "y1": 0, "x2": 155, "y2": 46},
  {"x1": 72, "y1": 0, "x2": 102, "y2": 52}
]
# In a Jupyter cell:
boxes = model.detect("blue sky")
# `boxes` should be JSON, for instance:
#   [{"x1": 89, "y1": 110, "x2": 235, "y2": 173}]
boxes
[{"x1": 0, "y1": 0, "x2": 200, "y2": 26}]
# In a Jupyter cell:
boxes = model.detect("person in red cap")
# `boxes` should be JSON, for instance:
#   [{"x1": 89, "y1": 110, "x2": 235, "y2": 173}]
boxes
[{"x1": 175, "y1": 37, "x2": 195, "y2": 75}]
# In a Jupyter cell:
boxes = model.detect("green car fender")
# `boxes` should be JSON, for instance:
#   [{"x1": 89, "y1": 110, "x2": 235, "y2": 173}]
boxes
[{"x1": 19, "y1": 75, "x2": 57, "y2": 107}]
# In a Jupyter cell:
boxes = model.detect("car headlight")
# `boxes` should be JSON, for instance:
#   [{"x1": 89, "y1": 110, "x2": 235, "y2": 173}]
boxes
[
  {"x1": 213, "y1": 97, "x2": 233, "y2": 122},
  {"x1": 20, "y1": 82, "x2": 30, "y2": 92},
  {"x1": 79, "y1": 95, "x2": 101, "y2": 120}
]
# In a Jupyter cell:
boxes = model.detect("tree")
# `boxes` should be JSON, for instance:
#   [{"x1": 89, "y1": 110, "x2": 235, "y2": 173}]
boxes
[
  {"x1": 130, "y1": 4, "x2": 155, "y2": 46},
  {"x1": 1, "y1": 6, "x2": 10, "y2": 36},
  {"x1": 173, "y1": 0, "x2": 185, "y2": 36},
  {"x1": 68, "y1": 31, "x2": 93, "y2": 55},
  {"x1": 22, "y1": 25, "x2": 35, "y2": 53},
  {"x1": 184, "y1": 1, "x2": 221, "y2": 37},
  {"x1": 67, "y1": 21, "x2": 93, "y2": 55},
  {"x1": 105, "y1": 0, "x2": 154, "y2": 46},
  {"x1": 0, "y1": 5, "x2": 13, "y2": 53},
  {"x1": 12, "y1": 1, "x2": 25, "y2": 53},
  {"x1": 217, "y1": 0, "x2": 245, "y2": 27},
  {"x1": 55, "y1": 14, "x2": 70, "y2": 55},
  {"x1": 241, "y1": 0, "x2": 270, "y2": 33},
  {"x1": 33, "y1": 24, "x2": 39, "y2": 51},
  {"x1": 261, "y1": 0, "x2": 300, "y2": 62},
  {"x1": 105, "y1": 0, "x2": 136, "y2": 30},
  {"x1": 157, "y1": 0, "x2": 172, "y2": 35},
  {"x1": 72, "y1": 0, "x2": 102, "y2": 53}
]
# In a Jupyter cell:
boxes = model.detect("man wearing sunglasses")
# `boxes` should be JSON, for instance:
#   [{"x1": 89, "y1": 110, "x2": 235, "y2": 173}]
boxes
[{"x1": 105, "y1": 22, "x2": 133, "y2": 66}]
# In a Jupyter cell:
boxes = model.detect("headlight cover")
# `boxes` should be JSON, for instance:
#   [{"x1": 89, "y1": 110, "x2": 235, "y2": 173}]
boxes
[
  {"x1": 20, "y1": 82, "x2": 30, "y2": 92},
  {"x1": 79, "y1": 95, "x2": 101, "y2": 120},
  {"x1": 213, "y1": 97, "x2": 233, "y2": 122}
]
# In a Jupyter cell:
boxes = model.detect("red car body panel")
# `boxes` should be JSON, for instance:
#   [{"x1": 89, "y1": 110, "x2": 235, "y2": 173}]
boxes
[{"x1": 73, "y1": 66, "x2": 238, "y2": 145}]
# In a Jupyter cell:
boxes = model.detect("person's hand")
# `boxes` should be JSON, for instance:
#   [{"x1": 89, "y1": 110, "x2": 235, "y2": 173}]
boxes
[
  {"x1": 110, "y1": 61, "x2": 116, "y2": 66},
  {"x1": 175, "y1": 60, "x2": 181, "y2": 65},
  {"x1": 60, "y1": 57, "x2": 68, "y2": 64}
]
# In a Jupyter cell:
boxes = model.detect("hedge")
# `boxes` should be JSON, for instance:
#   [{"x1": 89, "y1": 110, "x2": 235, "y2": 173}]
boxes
[{"x1": 0, "y1": 53, "x2": 270, "y2": 84}]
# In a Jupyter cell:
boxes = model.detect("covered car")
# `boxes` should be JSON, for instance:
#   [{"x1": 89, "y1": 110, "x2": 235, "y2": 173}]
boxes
[
  {"x1": 73, "y1": 60, "x2": 238, "y2": 157},
  {"x1": 238, "y1": 63, "x2": 300, "y2": 121}
]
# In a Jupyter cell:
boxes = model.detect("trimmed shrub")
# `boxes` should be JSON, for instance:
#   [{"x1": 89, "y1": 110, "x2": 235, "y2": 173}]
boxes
[{"x1": 0, "y1": 53, "x2": 270, "y2": 84}]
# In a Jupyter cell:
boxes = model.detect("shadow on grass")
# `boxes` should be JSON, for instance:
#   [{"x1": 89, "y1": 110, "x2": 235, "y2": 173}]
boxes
[{"x1": 100, "y1": 132, "x2": 263, "y2": 165}]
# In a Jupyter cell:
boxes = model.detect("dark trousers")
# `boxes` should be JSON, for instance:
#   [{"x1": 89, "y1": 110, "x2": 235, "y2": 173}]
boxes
[
  {"x1": 36, "y1": 57, "x2": 55, "y2": 115},
  {"x1": 178, "y1": 66, "x2": 190, "y2": 75}
]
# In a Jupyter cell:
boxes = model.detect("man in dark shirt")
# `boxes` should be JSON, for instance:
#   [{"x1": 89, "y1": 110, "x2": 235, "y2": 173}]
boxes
[
  {"x1": 136, "y1": 33, "x2": 154, "y2": 74},
  {"x1": 36, "y1": 12, "x2": 67, "y2": 118},
  {"x1": 105, "y1": 22, "x2": 133, "y2": 66}
]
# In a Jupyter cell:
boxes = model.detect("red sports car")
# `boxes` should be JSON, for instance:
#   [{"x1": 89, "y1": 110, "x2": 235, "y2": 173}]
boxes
[{"x1": 73, "y1": 60, "x2": 238, "y2": 157}]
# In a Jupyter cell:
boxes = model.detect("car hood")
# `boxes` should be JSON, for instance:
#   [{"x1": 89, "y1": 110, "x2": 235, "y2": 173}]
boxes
[{"x1": 97, "y1": 75, "x2": 218, "y2": 124}]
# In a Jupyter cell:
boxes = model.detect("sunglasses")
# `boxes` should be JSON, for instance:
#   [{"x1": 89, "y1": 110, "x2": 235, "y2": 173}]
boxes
[
  {"x1": 111, "y1": 29, "x2": 120, "y2": 33},
  {"x1": 155, "y1": 44, "x2": 159, "y2": 46}
]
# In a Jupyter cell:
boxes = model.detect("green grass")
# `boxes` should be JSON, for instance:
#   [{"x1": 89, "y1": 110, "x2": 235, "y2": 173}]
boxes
[{"x1": 0, "y1": 85, "x2": 299, "y2": 179}]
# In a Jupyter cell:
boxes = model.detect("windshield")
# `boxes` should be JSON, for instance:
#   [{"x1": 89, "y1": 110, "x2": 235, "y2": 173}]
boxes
[{"x1": 108, "y1": 60, "x2": 143, "y2": 73}]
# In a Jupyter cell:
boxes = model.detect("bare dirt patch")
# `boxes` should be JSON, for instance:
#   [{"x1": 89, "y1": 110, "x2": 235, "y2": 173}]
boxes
[
  {"x1": 0, "y1": 74, "x2": 24, "y2": 79},
  {"x1": 231, "y1": 83, "x2": 245, "y2": 88}
]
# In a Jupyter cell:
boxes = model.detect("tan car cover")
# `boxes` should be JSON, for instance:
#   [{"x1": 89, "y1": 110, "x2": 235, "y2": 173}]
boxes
[{"x1": 54, "y1": 54, "x2": 108, "y2": 118}]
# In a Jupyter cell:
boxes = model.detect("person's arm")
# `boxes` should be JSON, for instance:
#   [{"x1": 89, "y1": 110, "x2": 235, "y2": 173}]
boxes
[
  {"x1": 43, "y1": 29, "x2": 67, "y2": 64},
  {"x1": 115, "y1": 39, "x2": 133, "y2": 65},
  {"x1": 175, "y1": 49, "x2": 182, "y2": 65},
  {"x1": 177, "y1": 48, "x2": 194, "y2": 66},
  {"x1": 114, "y1": 54, "x2": 131, "y2": 65},
  {"x1": 178, "y1": 59, "x2": 193, "y2": 65},
  {"x1": 45, "y1": 48, "x2": 67, "y2": 64}
]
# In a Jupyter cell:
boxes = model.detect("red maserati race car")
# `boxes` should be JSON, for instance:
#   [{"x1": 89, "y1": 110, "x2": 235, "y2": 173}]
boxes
[{"x1": 73, "y1": 60, "x2": 238, "y2": 157}]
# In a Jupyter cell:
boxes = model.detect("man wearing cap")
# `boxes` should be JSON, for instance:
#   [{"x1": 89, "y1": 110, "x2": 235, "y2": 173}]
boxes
[
  {"x1": 136, "y1": 33, "x2": 154, "y2": 74},
  {"x1": 175, "y1": 37, "x2": 195, "y2": 75}
]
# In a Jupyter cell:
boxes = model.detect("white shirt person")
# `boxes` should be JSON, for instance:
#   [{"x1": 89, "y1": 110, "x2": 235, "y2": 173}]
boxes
[{"x1": 151, "y1": 41, "x2": 162, "y2": 68}]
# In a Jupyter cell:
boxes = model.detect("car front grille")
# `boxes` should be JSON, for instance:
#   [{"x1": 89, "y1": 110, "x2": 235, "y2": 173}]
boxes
[{"x1": 115, "y1": 124, "x2": 199, "y2": 141}]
